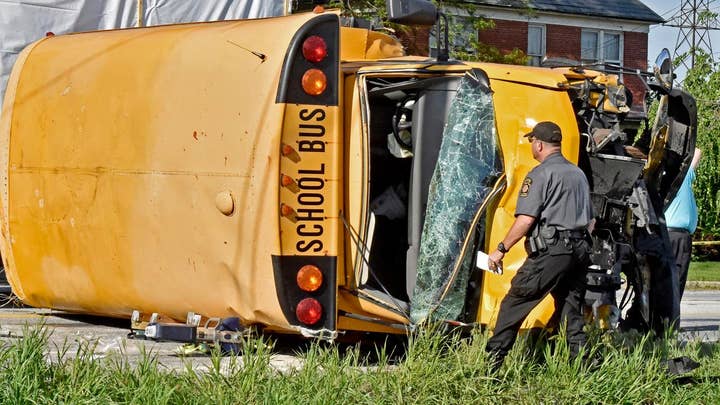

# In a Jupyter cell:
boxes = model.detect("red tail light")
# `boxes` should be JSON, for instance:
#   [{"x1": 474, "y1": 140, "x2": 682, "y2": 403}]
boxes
[
  {"x1": 302, "y1": 35, "x2": 327, "y2": 63},
  {"x1": 296, "y1": 298, "x2": 322, "y2": 325}
]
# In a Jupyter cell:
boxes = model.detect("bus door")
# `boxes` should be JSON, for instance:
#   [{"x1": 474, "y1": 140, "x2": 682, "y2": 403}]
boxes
[{"x1": 338, "y1": 66, "x2": 504, "y2": 329}]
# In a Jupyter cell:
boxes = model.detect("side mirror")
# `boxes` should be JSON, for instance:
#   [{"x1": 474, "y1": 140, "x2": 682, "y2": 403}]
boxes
[
  {"x1": 652, "y1": 48, "x2": 673, "y2": 92},
  {"x1": 385, "y1": 0, "x2": 438, "y2": 26}
]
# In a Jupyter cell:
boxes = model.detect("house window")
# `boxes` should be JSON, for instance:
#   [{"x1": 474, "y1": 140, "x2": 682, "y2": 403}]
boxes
[
  {"x1": 603, "y1": 32, "x2": 621, "y2": 64},
  {"x1": 581, "y1": 31, "x2": 599, "y2": 61},
  {"x1": 581, "y1": 30, "x2": 623, "y2": 66},
  {"x1": 527, "y1": 24, "x2": 545, "y2": 66}
]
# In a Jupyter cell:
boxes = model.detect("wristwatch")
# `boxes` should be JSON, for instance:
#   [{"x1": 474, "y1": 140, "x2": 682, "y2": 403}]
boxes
[{"x1": 497, "y1": 242, "x2": 508, "y2": 254}]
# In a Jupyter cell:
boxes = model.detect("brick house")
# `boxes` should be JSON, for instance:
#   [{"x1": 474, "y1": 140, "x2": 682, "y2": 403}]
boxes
[{"x1": 462, "y1": 0, "x2": 664, "y2": 116}]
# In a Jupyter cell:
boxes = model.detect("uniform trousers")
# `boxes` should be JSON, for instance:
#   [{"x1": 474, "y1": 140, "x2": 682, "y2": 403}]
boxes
[
  {"x1": 486, "y1": 237, "x2": 591, "y2": 365},
  {"x1": 668, "y1": 228, "x2": 692, "y2": 301}
]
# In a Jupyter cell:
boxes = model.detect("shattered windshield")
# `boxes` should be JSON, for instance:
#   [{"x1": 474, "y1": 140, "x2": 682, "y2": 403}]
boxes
[{"x1": 411, "y1": 69, "x2": 503, "y2": 323}]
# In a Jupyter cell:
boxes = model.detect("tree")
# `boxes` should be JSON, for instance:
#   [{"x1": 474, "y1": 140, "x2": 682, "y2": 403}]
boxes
[
  {"x1": 330, "y1": 0, "x2": 528, "y2": 64},
  {"x1": 679, "y1": 50, "x2": 720, "y2": 248}
]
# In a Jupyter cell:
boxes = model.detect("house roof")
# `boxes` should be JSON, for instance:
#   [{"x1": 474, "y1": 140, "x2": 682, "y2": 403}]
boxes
[{"x1": 465, "y1": 0, "x2": 664, "y2": 24}]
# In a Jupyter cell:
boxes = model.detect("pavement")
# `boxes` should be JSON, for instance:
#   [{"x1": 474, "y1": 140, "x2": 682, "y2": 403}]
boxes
[
  {"x1": 0, "y1": 290, "x2": 717, "y2": 373},
  {"x1": 0, "y1": 307, "x2": 303, "y2": 374},
  {"x1": 678, "y1": 290, "x2": 720, "y2": 342}
]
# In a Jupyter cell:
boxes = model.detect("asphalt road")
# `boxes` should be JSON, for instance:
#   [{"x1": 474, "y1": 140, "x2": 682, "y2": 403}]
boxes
[
  {"x1": 0, "y1": 290, "x2": 717, "y2": 373},
  {"x1": 678, "y1": 290, "x2": 720, "y2": 342}
]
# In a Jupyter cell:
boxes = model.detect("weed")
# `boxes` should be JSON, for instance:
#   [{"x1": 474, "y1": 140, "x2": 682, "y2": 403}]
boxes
[{"x1": 0, "y1": 324, "x2": 719, "y2": 404}]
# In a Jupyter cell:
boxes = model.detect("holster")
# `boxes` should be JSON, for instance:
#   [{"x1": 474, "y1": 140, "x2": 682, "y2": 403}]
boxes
[
  {"x1": 524, "y1": 222, "x2": 552, "y2": 256},
  {"x1": 539, "y1": 225, "x2": 557, "y2": 245}
]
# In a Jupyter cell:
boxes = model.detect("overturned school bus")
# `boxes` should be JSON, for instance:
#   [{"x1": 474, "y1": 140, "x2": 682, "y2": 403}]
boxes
[{"x1": 0, "y1": 1, "x2": 696, "y2": 343}]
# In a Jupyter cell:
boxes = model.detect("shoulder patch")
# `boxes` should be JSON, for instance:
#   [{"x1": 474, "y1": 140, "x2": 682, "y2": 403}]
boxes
[{"x1": 520, "y1": 177, "x2": 532, "y2": 197}]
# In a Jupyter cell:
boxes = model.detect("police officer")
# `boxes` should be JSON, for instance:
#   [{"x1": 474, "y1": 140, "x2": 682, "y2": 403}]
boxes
[{"x1": 485, "y1": 121, "x2": 594, "y2": 369}]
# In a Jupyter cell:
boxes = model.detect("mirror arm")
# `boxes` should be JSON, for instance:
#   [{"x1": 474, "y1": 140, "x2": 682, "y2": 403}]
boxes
[{"x1": 630, "y1": 68, "x2": 653, "y2": 94}]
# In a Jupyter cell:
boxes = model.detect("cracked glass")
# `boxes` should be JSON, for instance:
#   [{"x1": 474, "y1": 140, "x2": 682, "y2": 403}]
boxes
[{"x1": 410, "y1": 70, "x2": 503, "y2": 323}]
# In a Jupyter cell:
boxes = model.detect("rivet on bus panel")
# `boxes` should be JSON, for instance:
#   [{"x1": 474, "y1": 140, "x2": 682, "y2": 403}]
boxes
[{"x1": 215, "y1": 191, "x2": 235, "y2": 216}]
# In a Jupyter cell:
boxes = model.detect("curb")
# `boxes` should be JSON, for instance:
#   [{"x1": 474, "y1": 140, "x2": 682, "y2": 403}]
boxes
[{"x1": 686, "y1": 281, "x2": 720, "y2": 290}]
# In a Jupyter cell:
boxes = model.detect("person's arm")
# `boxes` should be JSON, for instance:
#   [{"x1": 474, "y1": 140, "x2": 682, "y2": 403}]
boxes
[
  {"x1": 691, "y1": 148, "x2": 702, "y2": 170},
  {"x1": 488, "y1": 214, "x2": 536, "y2": 271},
  {"x1": 587, "y1": 218, "x2": 596, "y2": 234}
]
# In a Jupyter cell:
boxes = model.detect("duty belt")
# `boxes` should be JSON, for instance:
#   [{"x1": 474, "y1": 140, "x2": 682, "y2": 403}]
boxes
[{"x1": 557, "y1": 229, "x2": 587, "y2": 239}]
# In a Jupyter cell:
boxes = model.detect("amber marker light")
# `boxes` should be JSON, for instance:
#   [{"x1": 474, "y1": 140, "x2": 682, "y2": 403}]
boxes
[
  {"x1": 296, "y1": 298, "x2": 323, "y2": 325},
  {"x1": 281, "y1": 143, "x2": 295, "y2": 156},
  {"x1": 280, "y1": 203, "x2": 295, "y2": 217},
  {"x1": 281, "y1": 174, "x2": 294, "y2": 187},
  {"x1": 302, "y1": 69, "x2": 327, "y2": 96},
  {"x1": 297, "y1": 264, "x2": 323, "y2": 292},
  {"x1": 280, "y1": 143, "x2": 301, "y2": 163},
  {"x1": 302, "y1": 35, "x2": 327, "y2": 63},
  {"x1": 280, "y1": 174, "x2": 300, "y2": 193}
]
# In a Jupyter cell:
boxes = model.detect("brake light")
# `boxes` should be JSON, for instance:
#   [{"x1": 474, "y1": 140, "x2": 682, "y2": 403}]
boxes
[
  {"x1": 297, "y1": 265, "x2": 323, "y2": 292},
  {"x1": 301, "y1": 69, "x2": 327, "y2": 96},
  {"x1": 296, "y1": 298, "x2": 323, "y2": 325},
  {"x1": 302, "y1": 35, "x2": 327, "y2": 63}
]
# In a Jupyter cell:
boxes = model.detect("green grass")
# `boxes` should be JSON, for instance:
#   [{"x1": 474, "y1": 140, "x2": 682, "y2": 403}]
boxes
[
  {"x1": 688, "y1": 261, "x2": 720, "y2": 282},
  {"x1": 1, "y1": 325, "x2": 719, "y2": 404}
]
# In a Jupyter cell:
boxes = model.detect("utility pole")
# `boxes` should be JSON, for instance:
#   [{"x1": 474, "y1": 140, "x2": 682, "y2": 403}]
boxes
[{"x1": 665, "y1": 0, "x2": 720, "y2": 71}]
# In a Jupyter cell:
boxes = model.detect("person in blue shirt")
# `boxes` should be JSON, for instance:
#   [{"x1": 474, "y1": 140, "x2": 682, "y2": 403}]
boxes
[{"x1": 665, "y1": 148, "x2": 702, "y2": 302}]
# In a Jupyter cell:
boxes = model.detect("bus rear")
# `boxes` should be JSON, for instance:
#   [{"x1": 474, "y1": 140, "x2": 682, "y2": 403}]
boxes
[{"x1": 0, "y1": 11, "x2": 345, "y2": 336}]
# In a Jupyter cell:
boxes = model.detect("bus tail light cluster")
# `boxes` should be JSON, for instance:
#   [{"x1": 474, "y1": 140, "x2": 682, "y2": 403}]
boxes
[
  {"x1": 272, "y1": 256, "x2": 336, "y2": 330},
  {"x1": 295, "y1": 264, "x2": 324, "y2": 326},
  {"x1": 300, "y1": 35, "x2": 328, "y2": 96},
  {"x1": 275, "y1": 14, "x2": 338, "y2": 106}
]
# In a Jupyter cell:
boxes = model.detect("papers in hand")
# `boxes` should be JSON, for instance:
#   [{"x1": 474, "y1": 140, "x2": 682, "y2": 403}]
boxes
[{"x1": 476, "y1": 251, "x2": 502, "y2": 275}]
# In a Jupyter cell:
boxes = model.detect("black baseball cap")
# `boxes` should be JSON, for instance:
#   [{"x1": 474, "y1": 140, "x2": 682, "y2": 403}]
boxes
[{"x1": 524, "y1": 121, "x2": 562, "y2": 144}]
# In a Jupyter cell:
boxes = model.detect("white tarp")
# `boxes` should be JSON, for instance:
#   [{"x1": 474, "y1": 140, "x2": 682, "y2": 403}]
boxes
[{"x1": 0, "y1": 0, "x2": 287, "y2": 107}]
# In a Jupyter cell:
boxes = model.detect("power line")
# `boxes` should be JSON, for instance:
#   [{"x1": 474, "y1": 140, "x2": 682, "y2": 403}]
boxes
[
  {"x1": 659, "y1": 4, "x2": 682, "y2": 19},
  {"x1": 664, "y1": 0, "x2": 720, "y2": 70}
]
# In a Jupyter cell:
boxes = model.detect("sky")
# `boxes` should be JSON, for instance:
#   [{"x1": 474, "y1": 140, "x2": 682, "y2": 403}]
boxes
[{"x1": 643, "y1": 0, "x2": 720, "y2": 79}]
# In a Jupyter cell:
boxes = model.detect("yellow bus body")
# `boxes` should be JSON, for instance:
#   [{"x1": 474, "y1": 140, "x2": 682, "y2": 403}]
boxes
[{"x1": 1, "y1": 10, "x2": 590, "y2": 336}]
